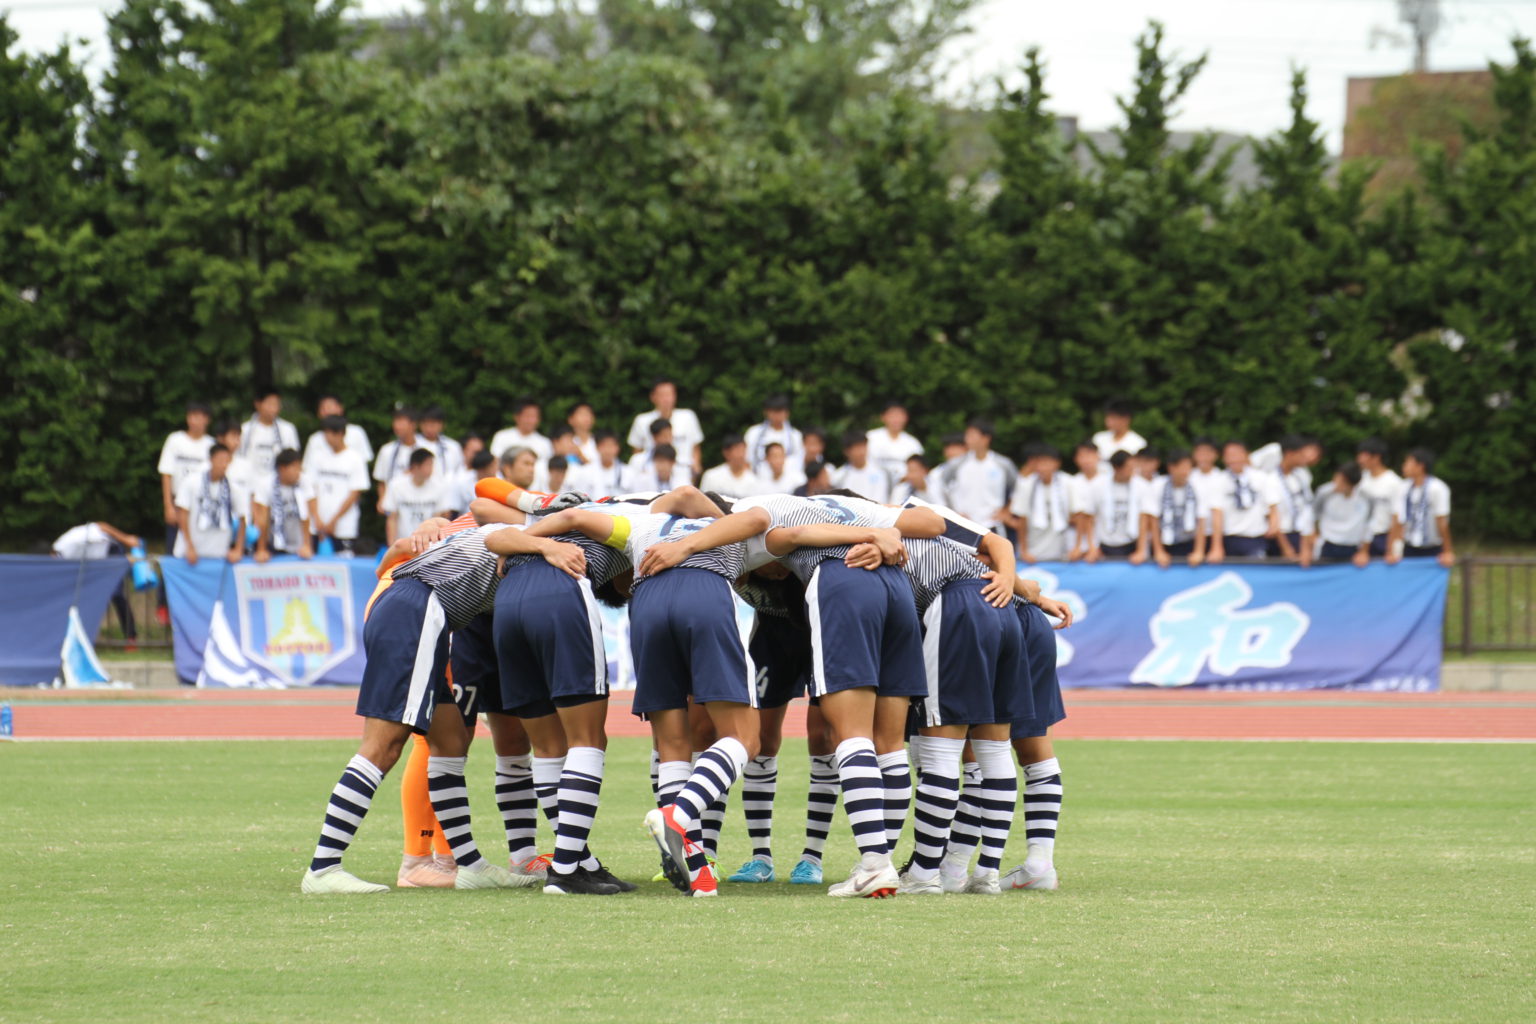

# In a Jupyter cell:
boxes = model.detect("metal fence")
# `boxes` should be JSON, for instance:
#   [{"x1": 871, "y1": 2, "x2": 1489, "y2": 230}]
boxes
[{"x1": 1446, "y1": 557, "x2": 1536, "y2": 655}]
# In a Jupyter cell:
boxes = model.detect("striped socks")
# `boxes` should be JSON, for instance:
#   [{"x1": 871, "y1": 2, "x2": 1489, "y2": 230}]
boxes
[
  {"x1": 427, "y1": 755, "x2": 484, "y2": 869},
  {"x1": 656, "y1": 759, "x2": 690, "y2": 807},
  {"x1": 495, "y1": 754, "x2": 537, "y2": 862},
  {"x1": 532, "y1": 755, "x2": 563, "y2": 826},
  {"x1": 909, "y1": 735, "x2": 965, "y2": 877},
  {"x1": 834, "y1": 738, "x2": 888, "y2": 858},
  {"x1": 1022, "y1": 756, "x2": 1063, "y2": 871},
  {"x1": 971, "y1": 740, "x2": 1018, "y2": 874},
  {"x1": 741, "y1": 755, "x2": 778, "y2": 863},
  {"x1": 310, "y1": 755, "x2": 383, "y2": 873},
  {"x1": 674, "y1": 739, "x2": 748, "y2": 878},
  {"x1": 551, "y1": 747, "x2": 604, "y2": 876},
  {"x1": 877, "y1": 749, "x2": 912, "y2": 852},
  {"x1": 801, "y1": 753, "x2": 839, "y2": 865},
  {"x1": 941, "y1": 761, "x2": 983, "y2": 874}
]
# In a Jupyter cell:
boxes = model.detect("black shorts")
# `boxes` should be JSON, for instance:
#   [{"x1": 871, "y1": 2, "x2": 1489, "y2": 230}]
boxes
[
  {"x1": 1099, "y1": 542, "x2": 1136, "y2": 558},
  {"x1": 750, "y1": 612, "x2": 811, "y2": 709},
  {"x1": 449, "y1": 613, "x2": 511, "y2": 724}
]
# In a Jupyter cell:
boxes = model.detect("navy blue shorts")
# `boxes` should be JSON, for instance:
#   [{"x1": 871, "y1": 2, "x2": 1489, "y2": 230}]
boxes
[
  {"x1": 356, "y1": 578, "x2": 452, "y2": 734},
  {"x1": 1267, "y1": 532, "x2": 1302, "y2": 558},
  {"x1": 1010, "y1": 600, "x2": 1066, "y2": 739},
  {"x1": 493, "y1": 559, "x2": 606, "y2": 718},
  {"x1": 1319, "y1": 541, "x2": 1359, "y2": 561},
  {"x1": 1165, "y1": 540, "x2": 1194, "y2": 557},
  {"x1": 630, "y1": 568, "x2": 757, "y2": 714},
  {"x1": 449, "y1": 613, "x2": 511, "y2": 723},
  {"x1": 1402, "y1": 545, "x2": 1443, "y2": 559},
  {"x1": 1223, "y1": 535, "x2": 1268, "y2": 558},
  {"x1": 806, "y1": 561, "x2": 925, "y2": 698},
  {"x1": 1369, "y1": 533, "x2": 1390, "y2": 557},
  {"x1": 750, "y1": 612, "x2": 810, "y2": 709},
  {"x1": 1099, "y1": 542, "x2": 1136, "y2": 558},
  {"x1": 918, "y1": 579, "x2": 1032, "y2": 727}
]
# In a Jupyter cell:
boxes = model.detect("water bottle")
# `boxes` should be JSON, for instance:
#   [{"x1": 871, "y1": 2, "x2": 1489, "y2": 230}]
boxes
[
  {"x1": 317, "y1": 536, "x2": 335, "y2": 558},
  {"x1": 0, "y1": 703, "x2": 12, "y2": 739},
  {"x1": 129, "y1": 545, "x2": 159, "y2": 590}
]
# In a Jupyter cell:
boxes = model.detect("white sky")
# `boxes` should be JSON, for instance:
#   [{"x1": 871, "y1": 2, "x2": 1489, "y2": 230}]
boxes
[{"x1": 6, "y1": 0, "x2": 1535, "y2": 149}]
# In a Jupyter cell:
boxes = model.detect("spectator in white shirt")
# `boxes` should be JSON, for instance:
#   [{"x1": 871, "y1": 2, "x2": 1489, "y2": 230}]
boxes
[
  {"x1": 1310, "y1": 462, "x2": 1371, "y2": 567},
  {"x1": 1142, "y1": 448, "x2": 1209, "y2": 568},
  {"x1": 382, "y1": 449, "x2": 452, "y2": 545},
  {"x1": 1067, "y1": 442, "x2": 1103, "y2": 546},
  {"x1": 566, "y1": 400, "x2": 600, "y2": 466},
  {"x1": 418, "y1": 406, "x2": 464, "y2": 479},
  {"x1": 158, "y1": 401, "x2": 214, "y2": 552},
  {"x1": 834, "y1": 431, "x2": 892, "y2": 503},
  {"x1": 630, "y1": 444, "x2": 691, "y2": 493},
  {"x1": 252, "y1": 449, "x2": 313, "y2": 562},
  {"x1": 937, "y1": 419, "x2": 1016, "y2": 534},
  {"x1": 1189, "y1": 436, "x2": 1226, "y2": 514},
  {"x1": 1269, "y1": 434, "x2": 1318, "y2": 562},
  {"x1": 1084, "y1": 451, "x2": 1150, "y2": 562},
  {"x1": 890, "y1": 454, "x2": 935, "y2": 504},
  {"x1": 238, "y1": 389, "x2": 301, "y2": 477},
  {"x1": 699, "y1": 433, "x2": 771, "y2": 498},
  {"x1": 373, "y1": 405, "x2": 429, "y2": 509},
  {"x1": 306, "y1": 416, "x2": 370, "y2": 556},
  {"x1": 213, "y1": 420, "x2": 257, "y2": 528},
  {"x1": 1252, "y1": 433, "x2": 1321, "y2": 491},
  {"x1": 628, "y1": 419, "x2": 695, "y2": 488},
  {"x1": 1133, "y1": 447, "x2": 1163, "y2": 486},
  {"x1": 628, "y1": 379, "x2": 704, "y2": 475},
  {"x1": 490, "y1": 397, "x2": 553, "y2": 466},
  {"x1": 1388, "y1": 448, "x2": 1455, "y2": 567},
  {"x1": 175, "y1": 444, "x2": 248, "y2": 565},
  {"x1": 927, "y1": 431, "x2": 968, "y2": 508},
  {"x1": 756, "y1": 442, "x2": 807, "y2": 494},
  {"x1": 303, "y1": 395, "x2": 373, "y2": 472},
  {"x1": 1356, "y1": 438, "x2": 1404, "y2": 557},
  {"x1": 794, "y1": 459, "x2": 835, "y2": 497},
  {"x1": 569, "y1": 430, "x2": 631, "y2": 497},
  {"x1": 1091, "y1": 399, "x2": 1147, "y2": 460},
  {"x1": 451, "y1": 449, "x2": 497, "y2": 516},
  {"x1": 865, "y1": 401, "x2": 924, "y2": 480},
  {"x1": 551, "y1": 425, "x2": 585, "y2": 472},
  {"x1": 744, "y1": 394, "x2": 805, "y2": 472},
  {"x1": 1209, "y1": 440, "x2": 1282, "y2": 561},
  {"x1": 1009, "y1": 444, "x2": 1073, "y2": 563},
  {"x1": 53, "y1": 521, "x2": 143, "y2": 643}
]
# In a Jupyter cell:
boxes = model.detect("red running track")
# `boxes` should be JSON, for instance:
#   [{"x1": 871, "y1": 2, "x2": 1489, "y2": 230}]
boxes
[{"x1": 4, "y1": 688, "x2": 1535, "y2": 741}]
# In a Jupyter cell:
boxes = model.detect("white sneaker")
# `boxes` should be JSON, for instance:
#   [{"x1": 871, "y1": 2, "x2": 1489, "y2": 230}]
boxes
[
  {"x1": 507, "y1": 853, "x2": 551, "y2": 888},
  {"x1": 939, "y1": 857, "x2": 970, "y2": 894},
  {"x1": 454, "y1": 862, "x2": 518, "y2": 890},
  {"x1": 963, "y1": 869, "x2": 1001, "y2": 895},
  {"x1": 397, "y1": 854, "x2": 456, "y2": 888},
  {"x1": 1002, "y1": 862, "x2": 1059, "y2": 891},
  {"x1": 827, "y1": 854, "x2": 900, "y2": 899},
  {"x1": 897, "y1": 870, "x2": 943, "y2": 895},
  {"x1": 301, "y1": 866, "x2": 389, "y2": 895}
]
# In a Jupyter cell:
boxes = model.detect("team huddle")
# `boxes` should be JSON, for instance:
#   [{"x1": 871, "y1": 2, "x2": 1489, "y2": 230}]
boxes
[{"x1": 301, "y1": 479, "x2": 1073, "y2": 899}]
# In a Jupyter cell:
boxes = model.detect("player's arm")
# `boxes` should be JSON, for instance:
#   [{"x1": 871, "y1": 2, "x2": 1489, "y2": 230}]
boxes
[
  {"x1": 1011, "y1": 574, "x2": 1073, "y2": 629},
  {"x1": 894, "y1": 506, "x2": 945, "y2": 538},
  {"x1": 483, "y1": 523, "x2": 588, "y2": 579},
  {"x1": 770, "y1": 523, "x2": 906, "y2": 564},
  {"x1": 522, "y1": 508, "x2": 623, "y2": 544},
  {"x1": 650, "y1": 485, "x2": 728, "y2": 519},
  {"x1": 638, "y1": 507, "x2": 771, "y2": 577},
  {"x1": 469, "y1": 497, "x2": 526, "y2": 527}
]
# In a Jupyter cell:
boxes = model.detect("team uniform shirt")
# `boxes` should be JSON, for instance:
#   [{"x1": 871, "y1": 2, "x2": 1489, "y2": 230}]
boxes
[
  {"x1": 174, "y1": 472, "x2": 247, "y2": 557},
  {"x1": 157, "y1": 431, "x2": 215, "y2": 495},
  {"x1": 1217, "y1": 468, "x2": 1282, "y2": 538},
  {"x1": 700, "y1": 463, "x2": 772, "y2": 498},
  {"x1": 628, "y1": 409, "x2": 704, "y2": 468},
  {"x1": 503, "y1": 502, "x2": 652, "y2": 588},
  {"x1": 756, "y1": 464, "x2": 807, "y2": 495},
  {"x1": 621, "y1": 512, "x2": 747, "y2": 588},
  {"x1": 1088, "y1": 475, "x2": 1149, "y2": 548},
  {"x1": 1091, "y1": 428, "x2": 1147, "y2": 460},
  {"x1": 391, "y1": 524, "x2": 517, "y2": 631},
  {"x1": 488, "y1": 428, "x2": 554, "y2": 463},
  {"x1": 743, "y1": 421, "x2": 805, "y2": 471},
  {"x1": 302, "y1": 425, "x2": 373, "y2": 471},
  {"x1": 1359, "y1": 468, "x2": 1405, "y2": 538},
  {"x1": 937, "y1": 452, "x2": 1016, "y2": 532},
  {"x1": 382, "y1": 475, "x2": 452, "y2": 540},
  {"x1": 1010, "y1": 472, "x2": 1074, "y2": 559},
  {"x1": 1398, "y1": 477, "x2": 1452, "y2": 548},
  {"x1": 1189, "y1": 467, "x2": 1227, "y2": 517},
  {"x1": 373, "y1": 436, "x2": 432, "y2": 489},
  {"x1": 569, "y1": 460, "x2": 633, "y2": 498},
  {"x1": 306, "y1": 444, "x2": 370, "y2": 540},
  {"x1": 734, "y1": 493, "x2": 901, "y2": 585},
  {"x1": 835, "y1": 463, "x2": 893, "y2": 504},
  {"x1": 899, "y1": 533, "x2": 990, "y2": 615},
  {"x1": 53, "y1": 524, "x2": 117, "y2": 560},
  {"x1": 1313, "y1": 483, "x2": 1370, "y2": 547},
  {"x1": 251, "y1": 473, "x2": 313, "y2": 553},
  {"x1": 1142, "y1": 476, "x2": 1207, "y2": 547},
  {"x1": 237, "y1": 417, "x2": 301, "y2": 476},
  {"x1": 865, "y1": 428, "x2": 924, "y2": 481},
  {"x1": 1274, "y1": 466, "x2": 1316, "y2": 536},
  {"x1": 419, "y1": 434, "x2": 465, "y2": 478}
]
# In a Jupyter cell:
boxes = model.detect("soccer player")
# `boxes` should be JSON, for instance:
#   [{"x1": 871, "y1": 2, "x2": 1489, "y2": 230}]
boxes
[
  {"x1": 1141, "y1": 448, "x2": 1209, "y2": 568},
  {"x1": 866, "y1": 401, "x2": 924, "y2": 481},
  {"x1": 1310, "y1": 462, "x2": 1371, "y2": 566},
  {"x1": 1209, "y1": 440, "x2": 1281, "y2": 562},
  {"x1": 238, "y1": 389, "x2": 301, "y2": 476},
  {"x1": 1387, "y1": 448, "x2": 1455, "y2": 567},
  {"x1": 174, "y1": 444, "x2": 247, "y2": 565},
  {"x1": 252, "y1": 449, "x2": 313, "y2": 561},
  {"x1": 383, "y1": 449, "x2": 452, "y2": 545}
]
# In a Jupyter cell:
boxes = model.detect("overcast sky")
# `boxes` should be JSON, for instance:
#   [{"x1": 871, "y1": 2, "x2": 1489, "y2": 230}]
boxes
[{"x1": 6, "y1": 0, "x2": 1534, "y2": 149}]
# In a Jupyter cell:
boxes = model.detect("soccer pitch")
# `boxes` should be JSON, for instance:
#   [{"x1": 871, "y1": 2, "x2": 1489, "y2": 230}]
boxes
[{"x1": 3, "y1": 739, "x2": 1532, "y2": 1023}]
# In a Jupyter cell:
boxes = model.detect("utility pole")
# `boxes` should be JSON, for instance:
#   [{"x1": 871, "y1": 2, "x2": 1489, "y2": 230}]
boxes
[{"x1": 1397, "y1": 0, "x2": 1442, "y2": 72}]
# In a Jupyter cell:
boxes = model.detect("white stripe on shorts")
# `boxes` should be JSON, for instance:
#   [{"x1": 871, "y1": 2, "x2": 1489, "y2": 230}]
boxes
[
  {"x1": 579, "y1": 578, "x2": 608, "y2": 696},
  {"x1": 922, "y1": 593, "x2": 944, "y2": 727},
  {"x1": 402, "y1": 591, "x2": 447, "y2": 729},
  {"x1": 806, "y1": 564, "x2": 828, "y2": 697},
  {"x1": 732, "y1": 589, "x2": 761, "y2": 709}
]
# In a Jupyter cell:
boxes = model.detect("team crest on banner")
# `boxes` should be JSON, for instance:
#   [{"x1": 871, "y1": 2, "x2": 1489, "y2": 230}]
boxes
[{"x1": 233, "y1": 563, "x2": 356, "y2": 686}]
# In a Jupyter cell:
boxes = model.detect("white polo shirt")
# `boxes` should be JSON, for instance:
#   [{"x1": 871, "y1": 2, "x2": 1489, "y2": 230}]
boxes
[
  {"x1": 238, "y1": 417, "x2": 301, "y2": 476},
  {"x1": 943, "y1": 452, "x2": 1015, "y2": 531},
  {"x1": 489, "y1": 428, "x2": 554, "y2": 463},
  {"x1": 628, "y1": 409, "x2": 704, "y2": 468},
  {"x1": 835, "y1": 463, "x2": 893, "y2": 504},
  {"x1": 382, "y1": 475, "x2": 452, "y2": 539},
  {"x1": 1313, "y1": 484, "x2": 1370, "y2": 547},
  {"x1": 303, "y1": 425, "x2": 373, "y2": 470},
  {"x1": 1090, "y1": 475, "x2": 1149, "y2": 547},
  {"x1": 700, "y1": 464, "x2": 772, "y2": 499}
]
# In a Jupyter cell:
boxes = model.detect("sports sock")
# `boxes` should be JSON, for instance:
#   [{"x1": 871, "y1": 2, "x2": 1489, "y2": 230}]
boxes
[
  {"x1": 741, "y1": 755, "x2": 778, "y2": 863},
  {"x1": 674, "y1": 739, "x2": 748, "y2": 879},
  {"x1": 657, "y1": 759, "x2": 691, "y2": 807},
  {"x1": 700, "y1": 792, "x2": 728, "y2": 859},
  {"x1": 494, "y1": 754, "x2": 537, "y2": 862},
  {"x1": 400, "y1": 736, "x2": 444, "y2": 858},
  {"x1": 834, "y1": 737, "x2": 888, "y2": 858},
  {"x1": 972, "y1": 740, "x2": 1018, "y2": 874},
  {"x1": 532, "y1": 755, "x2": 564, "y2": 826},
  {"x1": 551, "y1": 747, "x2": 604, "y2": 875},
  {"x1": 427, "y1": 755, "x2": 484, "y2": 869},
  {"x1": 942, "y1": 760, "x2": 983, "y2": 869},
  {"x1": 310, "y1": 755, "x2": 384, "y2": 873},
  {"x1": 1022, "y1": 756, "x2": 1062, "y2": 868},
  {"x1": 648, "y1": 748, "x2": 661, "y2": 802},
  {"x1": 909, "y1": 735, "x2": 965, "y2": 876},
  {"x1": 876, "y1": 749, "x2": 912, "y2": 852},
  {"x1": 801, "y1": 752, "x2": 839, "y2": 865}
]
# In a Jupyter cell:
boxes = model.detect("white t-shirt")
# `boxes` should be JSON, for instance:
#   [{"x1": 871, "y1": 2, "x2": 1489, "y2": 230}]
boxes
[
  {"x1": 303, "y1": 425, "x2": 373, "y2": 471},
  {"x1": 307, "y1": 445, "x2": 370, "y2": 540},
  {"x1": 700, "y1": 464, "x2": 772, "y2": 498},
  {"x1": 865, "y1": 428, "x2": 924, "y2": 481},
  {"x1": 238, "y1": 417, "x2": 301, "y2": 476},
  {"x1": 1313, "y1": 483, "x2": 1370, "y2": 547},
  {"x1": 1010, "y1": 472, "x2": 1074, "y2": 558},
  {"x1": 489, "y1": 428, "x2": 554, "y2": 463},
  {"x1": 1068, "y1": 471, "x2": 1104, "y2": 516},
  {"x1": 628, "y1": 409, "x2": 704, "y2": 467},
  {"x1": 419, "y1": 435, "x2": 465, "y2": 478},
  {"x1": 1397, "y1": 477, "x2": 1452, "y2": 548},
  {"x1": 569, "y1": 460, "x2": 633, "y2": 498},
  {"x1": 1142, "y1": 476, "x2": 1208, "y2": 547},
  {"x1": 835, "y1": 463, "x2": 893, "y2": 504},
  {"x1": 251, "y1": 474, "x2": 313, "y2": 552},
  {"x1": 1091, "y1": 428, "x2": 1147, "y2": 460},
  {"x1": 755, "y1": 465, "x2": 808, "y2": 495},
  {"x1": 225, "y1": 455, "x2": 257, "y2": 523},
  {"x1": 628, "y1": 461, "x2": 694, "y2": 494},
  {"x1": 1274, "y1": 466, "x2": 1316, "y2": 535},
  {"x1": 1190, "y1": 466, "x2": 1226, "y2": 516},
  {"x1": 743, "y1": 421, "x2": 805, "y2": 471},
  {"x1": 941, "y1": 452, "x2": 1015, "y2": 531},
  {"x1": 1217, "y1": 468, "x2": 1282, "y2": 538},
  {"x1": 174, "y1": 472, "x2": 248, "y2": 557},
  {"x1": 373, "y1": 436, "x2": 432, "y2": 486},
  {"x1": 383, "y1": 475, "x2": 452, "y2": 539},
  {"x1": 1089, "y1": 476, "x2": 1149, "y2": 547},
  {"x1": 54, "y1": 524, "x2": 115, "y2": 561},
  {"x1": 1359, "y1": 468, "x2": 1404, "y2": 538},
  {"x1": 157, "y1": 431, "x2": 215, "y2": 493}
]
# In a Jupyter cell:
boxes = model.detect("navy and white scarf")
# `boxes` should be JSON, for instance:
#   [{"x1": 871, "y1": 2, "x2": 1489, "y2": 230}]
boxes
[
  {"x1": 1404, "y1": 478, "x2": 1434, "y2": 547},
  {"x1": 1160, "y1": 481, "x2": 1198, "y2": 545},
  {"x1": 196, "y1": 472, "x2": 234, "y2": 533}
]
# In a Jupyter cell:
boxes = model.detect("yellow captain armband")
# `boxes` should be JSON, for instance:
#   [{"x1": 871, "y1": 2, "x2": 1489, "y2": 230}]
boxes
[{"x1": 603, "y1": 515, "x2": 632, "y2": 551}]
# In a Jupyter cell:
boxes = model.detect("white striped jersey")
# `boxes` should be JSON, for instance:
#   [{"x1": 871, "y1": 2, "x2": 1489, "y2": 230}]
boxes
[
  {"x1": 733, "y1": 574, "x2": 796, "y2": 619},
  {"x1": 900, "y1": 536, "x2": 991, "y2": 615},
  {"x1": 391, "y1": 523, "x2": 517, "y2": 630},
  {"x1": 733, "y1": 493, "x2": 901, "y2": 585},
  {"x1": 622, "y1": 512, "x2": 746, "y2": 587},
  {"x1": 505, "y1": 501, "x2": 653, "y2": 587}
]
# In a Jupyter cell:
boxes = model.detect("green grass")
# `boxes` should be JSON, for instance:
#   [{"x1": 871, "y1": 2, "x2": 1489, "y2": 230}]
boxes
[{"x1": 3, "y1": 739, "x2": 1532, "y2": 1024}]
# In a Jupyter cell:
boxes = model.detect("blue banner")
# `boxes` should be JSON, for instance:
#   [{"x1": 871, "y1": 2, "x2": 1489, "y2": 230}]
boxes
[
  {"x1": 1017, "y1": 559, "x2": 1448, "y2": 690},
  {"x1": 0, "y1": 555, "x2": 131, "y2": 686}
]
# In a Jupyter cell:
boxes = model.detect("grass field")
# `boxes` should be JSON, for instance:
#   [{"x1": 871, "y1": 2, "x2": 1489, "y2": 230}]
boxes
[{"x1": 3, "y1": 738, "x2": 1533, "y2": 1023}]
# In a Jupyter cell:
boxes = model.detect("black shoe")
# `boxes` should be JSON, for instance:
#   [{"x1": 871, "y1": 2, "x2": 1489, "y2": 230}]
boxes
[
  {"x1": 587, "y1": 864, "x2": 637, "y2": 892},
  {"x1": 542, "y1": 868, "x2": 620, "y2": 895}
]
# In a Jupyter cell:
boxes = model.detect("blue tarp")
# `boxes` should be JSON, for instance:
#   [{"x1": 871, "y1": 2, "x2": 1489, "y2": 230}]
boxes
[{"x1": 0, "y1": 555, "x2": 130, "y2": 686}]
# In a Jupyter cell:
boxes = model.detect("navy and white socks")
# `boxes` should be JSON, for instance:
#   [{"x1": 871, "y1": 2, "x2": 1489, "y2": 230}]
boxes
[
  {"x1": 741, "y1": 755, "x2": 778, "y2": 865},
  {"x1": 1022, "y1": 756, "x2": 1062, "y2": 873},
  {"x1": 801, "y1": 752, "x2": 839, "y2": 866},
  {"x1": 908, "y1": 736, "x2": 965, "y2": 879},
  {"x1": 834, "y1": 738, "x2": 889, "y2": 861},
  {"x1": 310, "y1": 755, "x2": 383, "y2": 873}
]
